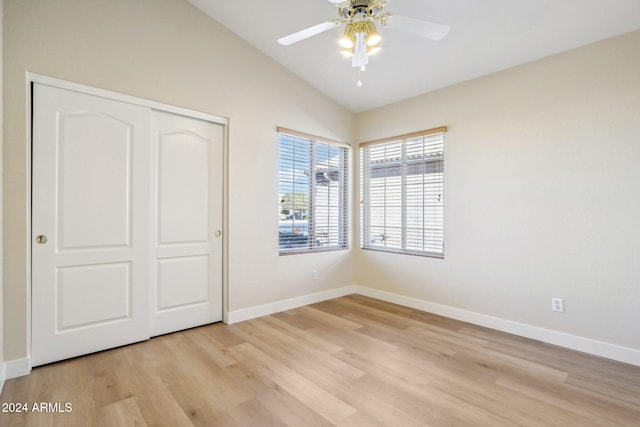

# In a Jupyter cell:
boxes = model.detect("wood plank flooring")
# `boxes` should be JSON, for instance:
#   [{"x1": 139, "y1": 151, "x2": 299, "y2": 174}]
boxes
[{"x1": 2, "y1": 295, "x2": 640, "y2": 426}]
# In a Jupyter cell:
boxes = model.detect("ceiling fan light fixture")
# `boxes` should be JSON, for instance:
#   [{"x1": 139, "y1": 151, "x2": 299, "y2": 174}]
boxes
[
  {"x1": 367, "y1": 44, "x2": 381, "y2": 56},
  {"x1": 339, "y1": 35, "x2": 354, "y2": 49},
  {"x1": 340, "y1": 49, "x2": 354, "y2": 57},
  {"x1": 339, "y1": 23, "x2": 356, "y2": 49},
  {"x1": 364, "y1": 21, "x2": 381, "y2": 46},
  {"x1": 367, "y1": 32, "x2": 381, "y2": 46}
]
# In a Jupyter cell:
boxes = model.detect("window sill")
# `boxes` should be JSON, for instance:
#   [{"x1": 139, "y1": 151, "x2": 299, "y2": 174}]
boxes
[
  {"x1": 360, "y1": 246, "x2": 444, "y2": 259},
  {"x1": 279, "y1": 246, "x2": 349, "y2": 256}
]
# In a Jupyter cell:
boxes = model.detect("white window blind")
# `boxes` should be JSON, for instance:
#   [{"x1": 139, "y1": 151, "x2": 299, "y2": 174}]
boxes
[
  {"x1": 278, "y1": 130, "x2": 349, "y2": 254},
  {"x1": 360, "y1": 128, "x2": 445, "y2": 257}
]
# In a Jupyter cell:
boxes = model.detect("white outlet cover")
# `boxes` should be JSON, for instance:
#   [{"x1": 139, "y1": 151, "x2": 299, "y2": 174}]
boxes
[{"x1": 551, "y1": 298, "x2": 564, "y2": 313}]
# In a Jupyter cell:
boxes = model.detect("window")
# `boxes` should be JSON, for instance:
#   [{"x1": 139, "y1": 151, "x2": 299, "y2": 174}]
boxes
[
  {"x1": 278, "y1": 128, "x2": 349, "y2": 254},
  {"x1": 360, "y1": 127, "x2": 446, "y2": 257}
]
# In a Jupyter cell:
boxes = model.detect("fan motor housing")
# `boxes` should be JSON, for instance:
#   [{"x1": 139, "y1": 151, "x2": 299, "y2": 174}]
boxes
[{"x1": 339, "y1": 0, "x2": 383, "y2": 21}]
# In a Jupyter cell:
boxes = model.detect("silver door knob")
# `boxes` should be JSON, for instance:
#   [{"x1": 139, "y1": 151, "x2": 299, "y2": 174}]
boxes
[
  {"x1": 36, "y1": 235, "x2": 48, "y2": 244},
  {"x1": 214, "y1": 230, "x2": 222, "y2": 237}
]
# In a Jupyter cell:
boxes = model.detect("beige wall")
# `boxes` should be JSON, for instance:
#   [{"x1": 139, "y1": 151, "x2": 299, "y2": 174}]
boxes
[
  {"x1": 3, "y1": 0, "x2": 354, "y2": 362},
  {"x1": 355, "y1": 30, "x2": 640, "y2": 350}
]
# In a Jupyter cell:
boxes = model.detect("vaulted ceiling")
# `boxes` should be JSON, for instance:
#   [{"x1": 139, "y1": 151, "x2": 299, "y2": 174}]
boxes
[{"x1": 188, "y1": 0, "x2": 640, "y2": 113}]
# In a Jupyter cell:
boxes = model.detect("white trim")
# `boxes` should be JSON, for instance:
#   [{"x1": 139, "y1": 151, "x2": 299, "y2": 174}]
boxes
[
  {"x1": 4, "y1": 357, "x2": 31, "y2": 380},
  {"x1": 28, "y1": 73, "x2": 228, "y2": 126},
  {"x1": 227, "y1": 286, "x2": 356, "y2": 324},
  {"x1": 224, "y1": 284, "x2": 640, "y2": 366},
  {"x1": 25, "y1": 73, "x2": 33, "y2": 363},
  {"x1": 354, "y1": 285, "x2": 640, "y2": 367},
  {"x1": 10, "y1": 281, "x2": 639, "y2": 378},
  {"x1": 222, "y1": 121, "x2": 230, "y2": 324}
]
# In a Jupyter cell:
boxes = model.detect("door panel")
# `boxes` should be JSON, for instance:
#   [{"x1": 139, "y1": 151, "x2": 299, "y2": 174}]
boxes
[
  {"x1": 157, "y1": 256, "x2": 209, "y2": 310},
  {"x1": 157, "y1": 130, "x2": 210, "y2": 244},
  {"x1": 32, "y1": 84, "x2": 151, "y2": 366},
  {"x1": 150, "y1": 110, "x2": 224, "y2": 336},
  {"x1": 57, "y1": 112, "x2": 133, "y2": 249},
  {"x1": 56, "y1": 262, "x2": 132, "y2": 330}
]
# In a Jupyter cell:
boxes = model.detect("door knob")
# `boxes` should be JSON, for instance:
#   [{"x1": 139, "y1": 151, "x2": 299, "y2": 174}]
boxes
[
  {"x1": 214, "y1": 230, "x2": 222, "y2": 237},
  {"x1": 36, "y1": 235, "x2": 48, "y2": 244}
]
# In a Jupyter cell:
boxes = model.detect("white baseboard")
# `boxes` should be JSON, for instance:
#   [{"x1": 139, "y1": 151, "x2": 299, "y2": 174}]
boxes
[
  {"x1": 7, "y1": 285, "x2": 638, "y2": 384},
  {"x1": 226, "y1": 284, "x2": 639, "y2": 366},
  {"x1": 354, "y1": 285, "x2": 640, "y2": 367},
  {"x1": 4, "y1": 357, "x2": 31, "y2": 380},
  {"x1": 227, "y1": 285, "x2": 356, "y2": 324}
]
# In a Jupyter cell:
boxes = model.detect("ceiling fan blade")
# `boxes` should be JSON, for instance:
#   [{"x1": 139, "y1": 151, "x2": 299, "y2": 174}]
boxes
[
  {"x1": 278, "y1": 21, "x2": 339, "y2": 46},
  {"x1": 386, "y1": 14, "x2": 450, "y2": 41}
]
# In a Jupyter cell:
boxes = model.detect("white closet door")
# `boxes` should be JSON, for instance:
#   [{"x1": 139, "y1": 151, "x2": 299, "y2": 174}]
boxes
[
  {"x1": 150, "y1": 110, "x2": 223, "y2": 336},
  {"x1": 32, "y1": 84, "x2": 151, "y2": 366}
]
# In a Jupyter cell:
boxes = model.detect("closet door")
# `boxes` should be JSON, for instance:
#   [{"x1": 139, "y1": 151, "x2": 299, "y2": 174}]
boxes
[
  {"x1": 150, "y1": 110, "x2": 224, "y2": 336},
  {"x1": 32, "y1": 84, "x2": 151, "y2": 366}
]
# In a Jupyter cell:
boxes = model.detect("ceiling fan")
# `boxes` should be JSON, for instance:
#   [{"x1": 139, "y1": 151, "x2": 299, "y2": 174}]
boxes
[{"x1": 277, "y1": 0, "x2": 450, "y2": 75}]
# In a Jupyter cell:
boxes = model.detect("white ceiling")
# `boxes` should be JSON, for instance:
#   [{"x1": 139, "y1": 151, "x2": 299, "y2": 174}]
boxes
[{"x1": 188, "y1": 0, "x2": 640, "y2": 113}]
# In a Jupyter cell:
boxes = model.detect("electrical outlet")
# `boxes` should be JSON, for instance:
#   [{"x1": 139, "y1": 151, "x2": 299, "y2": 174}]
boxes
[
  {"x1": 312, "y1": 270, "x2": 318, "y2": 280},
  {"x1": 551, "y1": 297, "x2": 564, "y2": 313}
]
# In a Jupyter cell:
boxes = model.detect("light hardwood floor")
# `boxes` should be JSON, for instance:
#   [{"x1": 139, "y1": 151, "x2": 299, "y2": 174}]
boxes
[{"x1": 2, "y1": 295, "x2": 640, "y2": 426}]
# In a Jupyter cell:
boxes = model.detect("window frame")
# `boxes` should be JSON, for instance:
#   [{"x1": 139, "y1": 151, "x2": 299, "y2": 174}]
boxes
[
  {"x1": 360, "y1": 127, "x2": 446, "y2": 258},
  {"x1": 278, "y1": 128, "x2": 350, "y2": 255}
]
